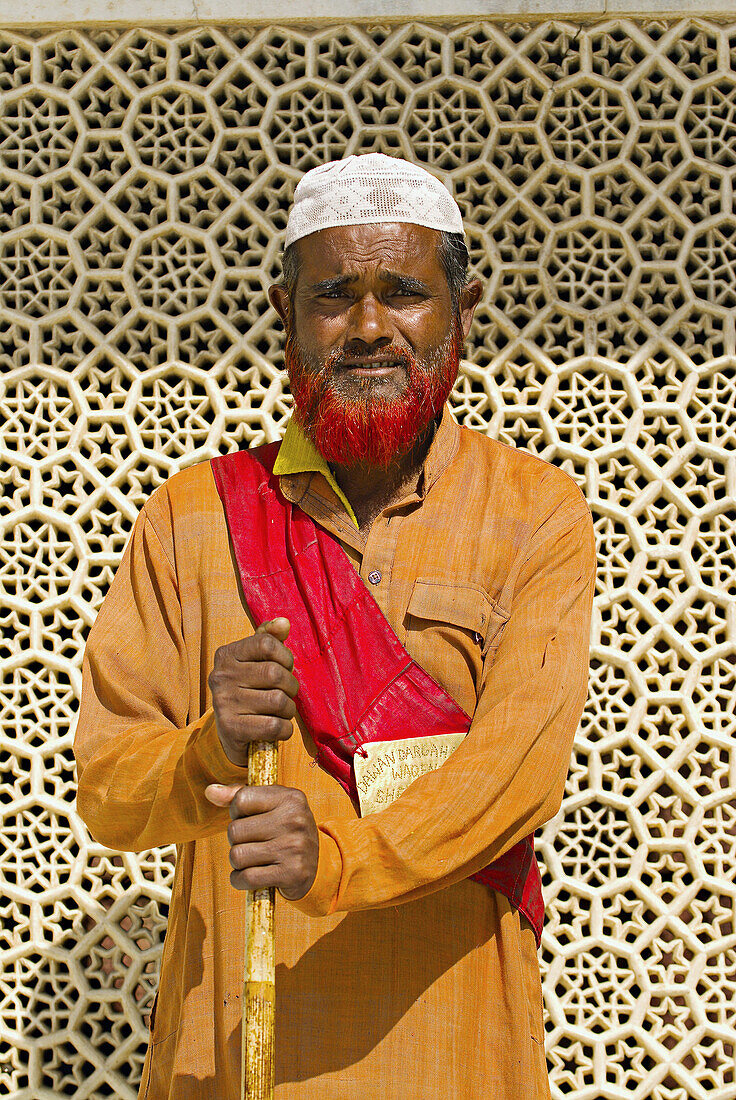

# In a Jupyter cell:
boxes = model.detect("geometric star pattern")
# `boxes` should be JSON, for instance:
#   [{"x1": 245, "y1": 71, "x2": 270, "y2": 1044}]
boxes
[{"x1": 1, "y1": 19, "x2": 735, "y2": 1099}]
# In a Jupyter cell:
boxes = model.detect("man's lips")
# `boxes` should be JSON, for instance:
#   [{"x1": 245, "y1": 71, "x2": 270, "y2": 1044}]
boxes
[{"x1": 338, "y1": 357, "x2": 407, "y2": 377}]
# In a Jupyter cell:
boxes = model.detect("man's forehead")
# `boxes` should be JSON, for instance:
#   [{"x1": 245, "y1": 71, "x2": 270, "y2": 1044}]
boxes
[{"x1": 297, "y1": 222, "x2": 443, "y2": 280}]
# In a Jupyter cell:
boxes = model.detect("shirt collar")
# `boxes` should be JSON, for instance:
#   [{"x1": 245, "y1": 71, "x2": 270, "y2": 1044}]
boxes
[
  {"x1": 275, "y1": 405, "x2": 461, "y2": 537},
  {"x1": 273, "y1": 418, "x2": 359, "y2": 527},
  {"x1": 418, "y1": 403, "x2": 460, "y2": 498}
]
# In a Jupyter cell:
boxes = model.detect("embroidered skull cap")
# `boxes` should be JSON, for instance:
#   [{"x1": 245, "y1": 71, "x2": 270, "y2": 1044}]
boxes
[{"x1": 284, "y1": 154, "x2": 465, "y2": 248}]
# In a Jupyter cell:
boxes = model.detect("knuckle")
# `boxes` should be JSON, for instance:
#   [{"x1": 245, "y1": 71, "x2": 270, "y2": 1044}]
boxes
[
  {"x1": 264, "y1": 661, "x2": 281, "y2": 687},
  {"x1": 240, "y1": 715, "x2": 259, "y2": 739},
  {"x1": 266, "y1": 715, "x2": 284, "y2": 739},
  {"x1": 213, "y1": 643, "x2": 232, "y2": 669},
  {"x1": 257, "y1": 633, "x2": 277, "y2": 659},
  {"x1": 277, "y1": 717, "x2": 294, "y2": 740},
  {"x1": 266, "y1": 688, "x2": 284, "y2": 713},
  {"x1": 290, "y1": 788, "x2": 308, "y2": 811},
  {"x1": 248, "y1": 716, "x2": 268, "y2": 740},
  {"x1": 218, "y1": 710, "x2": 236, "y2": 740},
  {"x1": 281, "y1": 797, "x2": 304, "y2": 827},
  {"x1": 264, "y1": 686, "x2": 281, "y2": 712},
  {"x1": 254, "y1": 715, "x2": 272, "y2": 738},
  {"x1": 287, "y1": 831, "x2": 305, "y2": 857},
  {"x1": 230, "y1": 869, "x2": 247, "y2": 890},
  {"x1": 220, "y1": 715, "x2": 236, "y2": 740},
  {"x1": 232, "y1": 867, "x2": 252, "y2": 891},
  {"x1": 232, "y1": 788, "x2": 250, "y2": 814}
]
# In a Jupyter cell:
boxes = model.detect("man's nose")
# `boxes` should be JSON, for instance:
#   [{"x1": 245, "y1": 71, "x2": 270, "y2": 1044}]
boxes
[{"x1": 344, "y1": 294, "x2": 393, "y2": 349}]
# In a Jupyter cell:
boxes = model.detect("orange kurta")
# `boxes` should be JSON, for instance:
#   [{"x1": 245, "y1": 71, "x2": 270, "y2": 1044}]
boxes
[{"x1": 74, "y1": 409, "x2": 595, "y2": 1099}]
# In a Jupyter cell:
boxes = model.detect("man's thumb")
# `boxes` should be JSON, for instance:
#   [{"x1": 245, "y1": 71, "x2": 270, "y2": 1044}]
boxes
[
  {"x1": 256, "y1": 617, "x2": 290, "y2": 642},
  {"x1": 204, "y1": 783, "x2": 242, "y2": 806}
]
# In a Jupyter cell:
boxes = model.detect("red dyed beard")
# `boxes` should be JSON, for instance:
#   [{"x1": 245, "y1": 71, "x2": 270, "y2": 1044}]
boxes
[{"x1": 285, "y1": 319, "x2": 463, "y2": 469}]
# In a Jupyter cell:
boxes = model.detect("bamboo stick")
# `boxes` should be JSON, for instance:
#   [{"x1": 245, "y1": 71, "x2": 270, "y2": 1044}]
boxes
[{"x1": 242, "y1": 739, "x2": 278, "y2": 1100}]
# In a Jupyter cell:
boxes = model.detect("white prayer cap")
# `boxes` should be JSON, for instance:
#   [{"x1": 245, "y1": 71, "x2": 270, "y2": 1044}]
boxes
[{"x1": 284, "y1": 154, "x2": 465, "y2": 249}]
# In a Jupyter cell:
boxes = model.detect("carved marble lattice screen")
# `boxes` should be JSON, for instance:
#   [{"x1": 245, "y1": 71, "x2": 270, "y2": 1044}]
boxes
[{"x1": 1, "y1": 17, "x2": 735, "y2": 1099}]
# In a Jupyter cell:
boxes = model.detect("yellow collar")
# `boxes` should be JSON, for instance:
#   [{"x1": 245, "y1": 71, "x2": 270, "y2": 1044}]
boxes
[{"x1": 273, "y1": 418, "x2": 359, "y2": 528}]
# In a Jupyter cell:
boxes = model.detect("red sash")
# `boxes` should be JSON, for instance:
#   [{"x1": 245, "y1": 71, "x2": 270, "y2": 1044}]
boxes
[{"x1": 211, "y1": 444, "x2": 544, "y2": 944}]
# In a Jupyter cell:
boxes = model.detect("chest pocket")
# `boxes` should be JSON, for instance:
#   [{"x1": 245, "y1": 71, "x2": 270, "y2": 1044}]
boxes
[{"x1": 405, "y1": 578, "x2": 510, "y2": 660}]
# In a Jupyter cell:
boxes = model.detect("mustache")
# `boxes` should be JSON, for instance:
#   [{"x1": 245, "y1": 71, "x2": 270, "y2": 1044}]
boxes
[
  {"x1": 284, "y1": 320, "x2": 464, "y2": 469},
  {"x1": 307, "y1": 344, "x2": 414, "y2": 380}
]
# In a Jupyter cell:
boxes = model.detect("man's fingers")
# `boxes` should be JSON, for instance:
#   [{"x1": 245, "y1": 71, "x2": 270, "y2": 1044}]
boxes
[
  {"x1": 252, "y1": 631, "x2": 294, "y2": 671},
  {"x1": 256, "y1": 617, "x2": 291, "y2": 642},
  {"x1": 209, "y1": 660, "x2": 298, "y2": 700},
  {"x1": 205, "y1": 783, "x2": 287, "y2": 817},
  {"x1": 209, "y1": 620, "x2": 299, "y2": 766},
  {"x1": 204, "y1": 783, "x2": 243, "y2": 807},
  {"x1": 227, "y1": 808, "x2": 282, "y2": 847},
  {"x1": 214, "y1": 783, "x2": 319, "y2": 899},
  {"x1": 227, "y1": 783, "x2": 287, "y2": 820},
  {"x1": 226, "y1": 661, "x2": 299, "y2": 698},
  {"x1": 229, "y1": 840, "x2": 278, "y2": 871},
  {"x1": 230, "y1": 865, "x2": 283, "y2": 893},
  {"x1": 230, "y1": 687, "x2": 297, "y2": 720},
  {"x1": 243, "y1": 631, "x2": 294, "y2": 669},
  {"x1": 213, "y1": 630, "x2": 295, "y2": 673},
  {"x1": 222, "y1": 714, "x2": 293, "y2": 747},
  {"x1": 251, "y1": 617, "x2": 292, "y2": 670}
]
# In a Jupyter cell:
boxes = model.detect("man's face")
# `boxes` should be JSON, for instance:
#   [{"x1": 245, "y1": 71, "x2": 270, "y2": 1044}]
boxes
[{"x1": 269, "y1": 223, "x2": 479, "y2": 468}]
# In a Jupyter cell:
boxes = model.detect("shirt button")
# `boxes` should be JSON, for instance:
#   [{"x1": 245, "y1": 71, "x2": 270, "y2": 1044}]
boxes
[{"x1": 368, "y1": 570, "x2": 382, "y2": 585}]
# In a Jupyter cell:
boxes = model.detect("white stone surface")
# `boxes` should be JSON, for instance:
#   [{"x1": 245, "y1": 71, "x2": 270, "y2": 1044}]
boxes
[
  {"x1": 3, "y1": 19, "x2": 736, "y2": 1100},
  {"x1": 0, "y1": 0, "x2": 734, "y2": 24}
]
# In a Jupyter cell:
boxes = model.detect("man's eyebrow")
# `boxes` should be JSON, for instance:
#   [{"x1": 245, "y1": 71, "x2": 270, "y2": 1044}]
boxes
[
  {"x1": 382, "y1": 272, "x2": 432, "y2": 295},
  {"x1": 309, "y1": 275, "x2": 354, "y2": 295},
  {"x1": 308, "y1": 272, "x2": 432, "y2": 295}
]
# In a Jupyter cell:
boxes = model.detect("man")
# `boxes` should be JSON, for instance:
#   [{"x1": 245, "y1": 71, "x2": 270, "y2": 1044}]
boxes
[{"x1": 75, "y1": 154, "x2": 595, "y2": 1099}]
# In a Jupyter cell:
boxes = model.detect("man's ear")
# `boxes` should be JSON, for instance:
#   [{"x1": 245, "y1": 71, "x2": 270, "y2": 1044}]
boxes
[
  {"x1": 269, "y1": 285, "x2": 290, "y2": 326},
  {"x1": 458, "y1": 278, "x2": 482, "y2": 341}
]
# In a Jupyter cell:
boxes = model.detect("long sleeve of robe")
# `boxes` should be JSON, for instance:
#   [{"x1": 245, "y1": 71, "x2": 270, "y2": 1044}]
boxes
[{"x1": 74, "y1": 409, "x2": 595, "y2": 1100}]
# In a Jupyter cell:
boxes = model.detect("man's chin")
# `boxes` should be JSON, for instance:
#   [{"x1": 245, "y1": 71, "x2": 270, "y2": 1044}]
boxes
[
  {"x1": 287, "y1": 323, "x2": 462, "y2": 470},
  {"x1": 300, "y1": 396, "x2": 445, "y2": 470}
]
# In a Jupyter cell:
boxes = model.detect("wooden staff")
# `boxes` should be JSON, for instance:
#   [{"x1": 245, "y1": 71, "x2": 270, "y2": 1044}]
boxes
[{"x1": 242, "y1": 738, "x2": 278, "y2": 1100}]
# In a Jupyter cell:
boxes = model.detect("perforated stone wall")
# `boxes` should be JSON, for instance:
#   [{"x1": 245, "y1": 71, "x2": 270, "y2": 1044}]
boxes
[{"x1": 1, "y1": 18, "x2": 735, "y2": 1100}]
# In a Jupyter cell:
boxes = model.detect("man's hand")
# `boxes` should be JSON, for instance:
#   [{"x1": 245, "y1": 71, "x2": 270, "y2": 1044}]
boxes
[
  {"x1": 208, "y1": 618, "x2": 299, "y2": 767},
  {"x1": 204, "y1": 783, "x2": 319, "y2": 900}
]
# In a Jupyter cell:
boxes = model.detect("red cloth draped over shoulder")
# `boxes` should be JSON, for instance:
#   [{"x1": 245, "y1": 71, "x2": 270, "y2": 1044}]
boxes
[{"x1": 211, "y1": 443, "x2": 544, "y2": 944}]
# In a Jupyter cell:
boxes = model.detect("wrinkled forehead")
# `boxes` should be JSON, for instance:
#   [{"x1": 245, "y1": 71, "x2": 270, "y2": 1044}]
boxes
[{"x1": 295, "y1": 222, "x2": 446, "y2": 284}]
